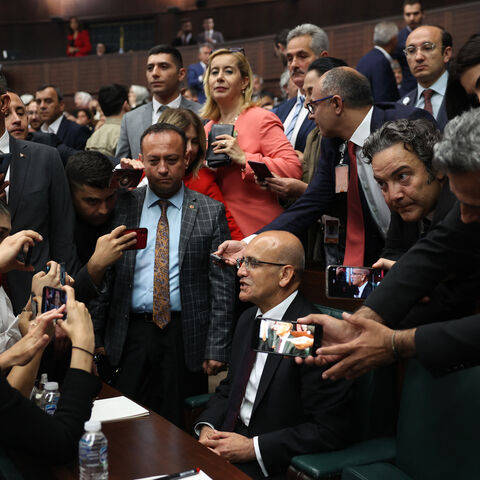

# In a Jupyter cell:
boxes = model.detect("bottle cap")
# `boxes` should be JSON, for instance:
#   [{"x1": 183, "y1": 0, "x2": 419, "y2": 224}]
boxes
[
  {"x1": 84, "y1": 420, "x2": 101, "y2": 432},
  {"x1": 44, "y1": 382, "x2": 59, "y2": 391}
]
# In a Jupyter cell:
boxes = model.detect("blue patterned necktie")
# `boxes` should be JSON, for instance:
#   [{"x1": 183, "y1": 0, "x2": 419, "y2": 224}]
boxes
[{"x1": 285, "y1": 95, "x2": 305, "y2": 142}]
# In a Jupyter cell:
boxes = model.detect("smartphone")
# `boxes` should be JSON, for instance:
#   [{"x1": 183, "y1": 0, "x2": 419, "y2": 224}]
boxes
[
  {"x1": 122, "y1": 228, "x2": 148, "y2": 250},
  {"x1": 325, "y1": 265, "x2": 385, "y2": 300},
  {"x1": 210, "y1": 253, "x2": 227, "y2": 264},
  {"x1": 248, "y1": 160, "x2": 273, "y2": 182},
  {"x1": 59, "y1": 262, "x2": 66, "y2": 286},
  {"x1": 41, "y1": 286, "x2": 66, "y2": 314},
  {"x1": 251, "y1": 317, "x2": 322, "y2": 358},
  {"x1": 109, "y1": 168, "x2": 143, "y2": 189},
  {"x1": 24, "y1": 245, "x2": 33, "y2": 266}
]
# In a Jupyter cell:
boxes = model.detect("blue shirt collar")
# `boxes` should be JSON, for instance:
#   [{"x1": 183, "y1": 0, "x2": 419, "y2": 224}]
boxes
[{"x1": 145, "y1": 183, "x2": 184, "y2": 211}]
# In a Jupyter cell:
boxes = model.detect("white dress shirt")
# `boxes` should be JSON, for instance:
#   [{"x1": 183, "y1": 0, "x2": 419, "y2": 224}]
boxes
[
  {"x1": 283, "y1": 90, "x2": 308, "y2": 149},
  {"x1": 0, "y1": 287, "x2": 21, "y2": 353},
  {"x1": 40, "y1": 113, "x2": 63, "y2": 134},
  {"x1": 349, "y1": 107, "x2": 391, "y2": 238},
  {"x1": 152, "y1": 95, "x2": 182, "y2": 124},
  {"x1": 414, "y1": 70, "x2": 448, "y2": 120},
  {"x1": 353, "y1": 281, "x2": 368, "y2": 299},
  {"x1": 0, "y1": 129, "x2": 11, "y2": 202}
]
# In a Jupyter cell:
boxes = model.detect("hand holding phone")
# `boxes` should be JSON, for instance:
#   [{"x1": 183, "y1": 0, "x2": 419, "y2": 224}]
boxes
[
  {"x1": 41, "y1": 286, "x2": 67, "y2": 318},
  {"x1": 121, "y1": 228, "x2": 148, "y2": 250},
  {"x1": 109, "y1": 168, "x2": 143, "y2": 189},
  {"x1": 248, "y1": 160, "x2": 273, "y2": 182}
]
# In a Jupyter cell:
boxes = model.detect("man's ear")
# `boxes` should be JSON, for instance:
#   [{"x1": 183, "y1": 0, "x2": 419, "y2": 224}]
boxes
[
  {"x1": 0, "y1": 94, "x2": 11, "y2": 115},
  {"x1": 278, "y1": 265, "x2": 295, "y2": 288},
  {"x1": 59, "y1": 100, "x2": 65, "y2": 113},
  {"x1": 332, "y1": 95, "x2": 344, "y2": 115},
  {"x1": 178, "y1": 67, "x2": 187, "y2": 83}
]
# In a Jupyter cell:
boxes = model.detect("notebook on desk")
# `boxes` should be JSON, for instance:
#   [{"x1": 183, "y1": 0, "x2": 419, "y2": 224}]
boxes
[{"x1": 89, "y1": 395, "x2": 149, "y2": 423}]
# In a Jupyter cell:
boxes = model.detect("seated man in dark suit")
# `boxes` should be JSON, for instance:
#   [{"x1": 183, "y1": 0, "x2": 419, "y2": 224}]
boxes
[
  {"x1": 357, "y1": 21, "x2": 400, "y2": 103},
  {"x1": 363, "y1": 117, "x2": 477, "y2": 327},
  {"x1": 5, "y1": 90, "x2": 77, "y2": 165},
  {"x1": 300, "y1": 108, "x2": 480, "y2": 379},
  {"x1": 196, "y1": 230, "x2": 352, "y2": 480},
  {"x1": 35, "y1": 84, "x2": 91, "y2": 150},
  {"x1": 398, "y1": 26, "x2": 452, "y2": 129}
]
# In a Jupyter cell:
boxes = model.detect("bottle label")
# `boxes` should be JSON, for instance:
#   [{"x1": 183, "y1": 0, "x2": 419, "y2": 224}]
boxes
[
  {"x1": 100, "y1": 445, "x2": 108, "y2": 466},
  {"x1": 45, "y1": 403, "x2": 57, "y2": 415}
]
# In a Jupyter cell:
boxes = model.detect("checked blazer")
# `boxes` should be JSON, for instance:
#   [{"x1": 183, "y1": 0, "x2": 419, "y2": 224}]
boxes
[{"x1": 92, "y1": 185, "x2": 235, "y2": 370}]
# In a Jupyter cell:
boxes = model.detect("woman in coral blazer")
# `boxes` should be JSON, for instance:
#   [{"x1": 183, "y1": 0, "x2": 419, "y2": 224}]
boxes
[{"x1": 201, "y1": 49, "x2": 301, "y2": 236}]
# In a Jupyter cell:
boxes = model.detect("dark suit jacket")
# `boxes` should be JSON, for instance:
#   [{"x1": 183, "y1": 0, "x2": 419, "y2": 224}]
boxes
[
  {"x1": 357, "y1": 48, "x2": 399, "y2": 103},
  {"x1": 197, "y1": 293, "x2": 352, "y2": 476},
  {"x1": 27, "y1": 131, "x2": 78, "y2": 165},
  {"x1": 56, "y1": 116, "x2": 91, "y2": 150},
  {"x1": 6, "y1": 136, "x2": 77, "y2": 313},
  {"x1": 394, "y1": 26, "x2": 417, "y2": 96},
  {"x1": 365, "y1": 202, "x2": 480, "y2": 375},
  {"x1": 399, "y1": 86, "x2": 448, "y2": 130},
  {"x1": 92, "y1": 186, "x2": 235, "y2": 370},
  {"x1": 272, "y1": 97, "x2": 315, "y2": 152},
  {"x1": 259, "y1": 103, "x2": 435, "y2": 266},
  {"x1": 172, "y1": 35, "x2": 197, "y2": 47},
  {"x1": 187, "y1": 62, "x2": 206, "y2": 103},
  {"x1": 359, "y1": 281, "x2": 374, "y2": 299}
]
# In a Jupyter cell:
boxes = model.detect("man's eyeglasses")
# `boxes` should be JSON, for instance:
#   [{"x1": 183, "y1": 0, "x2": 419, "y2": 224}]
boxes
[
  {"x1": 236, "y1": 256, "x2": 287, "y2": 270},
  {"x1": 403, "y1": 42, "x2": 437, "y2": 57},
  {"x1": 305, "y1": 95, "x2": 334, "y2": 114}
]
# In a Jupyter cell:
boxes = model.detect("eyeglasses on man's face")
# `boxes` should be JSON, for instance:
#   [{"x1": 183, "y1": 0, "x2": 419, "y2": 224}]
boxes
[
  {"x1": 236, "y1": 256, "x2": 287, "y2": 271},
  {"x1": 404, "y1": 41, "x2": 438, "y2": 57},
  {"x1": 305, "y1": 95, "x2": 334, "y2": 114}
]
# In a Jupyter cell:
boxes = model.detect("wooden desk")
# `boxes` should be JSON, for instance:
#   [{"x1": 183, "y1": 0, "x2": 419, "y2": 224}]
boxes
[{"x1": 52, "y1": 384, "x2": 250, "y2": 480}]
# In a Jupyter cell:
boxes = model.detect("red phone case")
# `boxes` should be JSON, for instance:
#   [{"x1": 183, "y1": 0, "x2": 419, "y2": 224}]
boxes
[{"x1": 123, "y1": 228, "x2": 148, "y2": 250}]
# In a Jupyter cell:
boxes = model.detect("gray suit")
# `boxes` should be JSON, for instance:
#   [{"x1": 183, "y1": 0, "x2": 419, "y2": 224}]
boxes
[
  {"x1": 92, "y1": 185, "x2": 235, "y2": 370},
  {"x1": 115, "y1": 98, "x2": 202, "y2": 160}
]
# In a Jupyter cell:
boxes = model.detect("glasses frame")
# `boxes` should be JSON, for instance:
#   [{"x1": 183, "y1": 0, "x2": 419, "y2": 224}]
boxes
[
  {"x1": 305, "y1": 95, "x2": 334, "y2": 114},
  {"x1": 403, "y1": 41, "x2": 437, "y2": 57},
  {"x1": 236, "y1": 256, "x2": 288, "y2": 271}
]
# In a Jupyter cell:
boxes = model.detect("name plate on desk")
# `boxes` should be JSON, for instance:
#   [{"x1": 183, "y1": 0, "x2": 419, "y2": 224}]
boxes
[{"x1": 89, "y1": 396, "x2": 149, "y2": 423}]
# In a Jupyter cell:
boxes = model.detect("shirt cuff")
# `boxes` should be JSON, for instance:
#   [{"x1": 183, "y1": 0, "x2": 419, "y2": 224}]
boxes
[
  {"x1": 194, "y1": 421, "x2": 215, "y2": 438},
  {"x1": 253, "y1": 436, "x2": 269, "y2": 477},
  {"x1": 243, "y1": 234, "x2": 257, "y2": 244}
]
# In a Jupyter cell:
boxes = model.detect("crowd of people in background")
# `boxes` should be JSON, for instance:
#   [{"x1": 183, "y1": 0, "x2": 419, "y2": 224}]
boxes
[{"x1": 0, "y1": 0, "x2": 480, "y2": 478}]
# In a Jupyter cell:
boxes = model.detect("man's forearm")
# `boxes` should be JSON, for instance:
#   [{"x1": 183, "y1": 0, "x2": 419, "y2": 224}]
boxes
[{"x1": 393, "y1": 328, "x2": 416, "y2": 359}]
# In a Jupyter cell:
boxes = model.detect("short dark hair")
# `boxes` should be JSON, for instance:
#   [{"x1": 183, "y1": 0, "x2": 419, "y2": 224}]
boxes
[
  {"x1": 0, "y1": 198, "x2": 10, "y2": 218},
  {"x1": 98, "y1": 84, "x2": 128, "y2": 116},
  {"x1": 65, "y1": 151, "x2": 114, "y2": 191},
  {"x1": 75, "y1": 108, "x2": 92, "y2": 120},
  {"x1": 147, "y1": 45, "x2": 183, "y2": 69},
  {"x1": 363, "y1": 118, "x2": 440, "y2": 180},
  {"x1": 440, "y1": 28, "x2": 453, "y2": 50},
  {"x1": 0, "y1": 72, "x2": 7, "y2": 95},
  {"x1": 36, "y1": 84, "x2": 63, "y2": 102},
  {"x1": 320, "y1": 67, "x2": 373, "y2": 108},
  {"x1": 403, "y1": 0, "x2": 423, "y2": 11},
  {"x1": 307, "y1": 57, "x2": 348, "y2": 76},
  {"x1": 274, "y1": 28, "x2": 290, "y2": 47},
  {"x1": 140, "y1": 123, "x2": 186, "y2": 155}
]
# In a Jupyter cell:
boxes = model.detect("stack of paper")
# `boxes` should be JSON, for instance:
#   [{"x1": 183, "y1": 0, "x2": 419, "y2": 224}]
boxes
[{"x1": 89, "y1": 395, "x2": 149, "y2": 423}]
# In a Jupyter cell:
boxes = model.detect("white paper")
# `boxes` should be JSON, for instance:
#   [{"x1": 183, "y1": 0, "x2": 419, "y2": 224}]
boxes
[
  {"x1": 134, "y1": 470, "x2": 213, "y2": 480},
  {"x1": 89, "y1": 395, "x2": 149, "y2": 423}
]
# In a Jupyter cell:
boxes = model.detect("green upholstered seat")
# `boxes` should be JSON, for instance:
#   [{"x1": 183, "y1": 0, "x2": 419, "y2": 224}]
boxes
[
  {"x1": 184, "y1": 393, "x2": 212, "y2": 409},
  {"x1": 342, "y1": 462, "x2": 412, "y2": 480}
]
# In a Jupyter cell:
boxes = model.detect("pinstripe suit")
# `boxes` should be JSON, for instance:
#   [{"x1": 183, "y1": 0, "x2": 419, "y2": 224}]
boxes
[{"x1": 92, "y1": 185, "x2": 235, "y2": 371}]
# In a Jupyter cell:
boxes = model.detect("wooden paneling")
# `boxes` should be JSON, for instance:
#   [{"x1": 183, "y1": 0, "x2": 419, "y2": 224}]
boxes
[{"x1": 3, "y1": 2, "x2": 480, "y2": 110}]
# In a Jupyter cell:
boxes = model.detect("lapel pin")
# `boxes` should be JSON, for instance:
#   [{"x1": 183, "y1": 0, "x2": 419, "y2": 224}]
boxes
[
  {"x1": 189, "y1": 204, "x2": 194, "y2": 209},
  {"x1": 402, "y1": 97, "x2": 410, "y2": 105}
]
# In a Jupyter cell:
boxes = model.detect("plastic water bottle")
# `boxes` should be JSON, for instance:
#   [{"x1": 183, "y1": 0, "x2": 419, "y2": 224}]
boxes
[
  {"x1": 40, "y1": 381, "x2": 60, "y2": 415},
  {"x1": 79, "y1": 420, "x2": 108, "y2": 480}
]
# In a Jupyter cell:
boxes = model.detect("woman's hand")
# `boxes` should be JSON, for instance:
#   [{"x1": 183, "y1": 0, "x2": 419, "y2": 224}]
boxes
[
  {"x1": 31, "y1": 261, "x2": 64, "y2": 298},
  {"x1": 212, "y1": 134, "x2": 246, "y2": 167}
]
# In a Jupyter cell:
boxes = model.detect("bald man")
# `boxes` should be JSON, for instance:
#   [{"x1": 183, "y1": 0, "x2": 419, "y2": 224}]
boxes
[{"x1": 196, "y1": 231, "x2": 352, "y2": 480}]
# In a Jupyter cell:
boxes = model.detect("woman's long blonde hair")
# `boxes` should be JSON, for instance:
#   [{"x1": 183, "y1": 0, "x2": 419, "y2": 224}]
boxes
[{"x1": 200, "y1": 49, "x2": 256, "y2": 121}]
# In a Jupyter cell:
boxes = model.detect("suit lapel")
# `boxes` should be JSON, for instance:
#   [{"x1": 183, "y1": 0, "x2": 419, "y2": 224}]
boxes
[
  {"x1": 251, "y1": 295, "x2": 304, "y2": 416},
  {"x1": 437, "y1": 96, "x2": 448, "y2": 129},
  {"x1": 56, "y1": 116, "x2": 67, "y2": 139},
  {"x1": 142, "y1": 104, "x2": 153, "y2": 135},
  {"x1": 8, "y1": 137, "x2": 29, "y2": 221},
  {"x1": 178, "y1": 187, "x2": 198, "y2": 270}
]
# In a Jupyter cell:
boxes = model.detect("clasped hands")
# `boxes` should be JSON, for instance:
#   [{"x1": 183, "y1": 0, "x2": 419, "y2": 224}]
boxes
[{"x1": 199, "y1": 426, "x2": 255, "y2": 463}]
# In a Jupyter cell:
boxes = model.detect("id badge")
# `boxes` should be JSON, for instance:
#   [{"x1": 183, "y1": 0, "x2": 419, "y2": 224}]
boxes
[
  {"x1": 335, "y1": 165, "x2": 349, "y2": 193},
  {"x1": 322, "y1": 216, "x2": 340, "y2": 244}
]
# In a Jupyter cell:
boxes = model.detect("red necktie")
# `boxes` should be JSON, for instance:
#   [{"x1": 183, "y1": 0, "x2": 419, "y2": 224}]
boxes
[
  {"x1": 423, "y1": 89, "x2": 434, "y2": 115},
  {"x1": 152, "y1": 200, "x2": 170, "y2": 329},
  {"x1": 343, "y1": 141, "x2": 365, "y2": 266}
]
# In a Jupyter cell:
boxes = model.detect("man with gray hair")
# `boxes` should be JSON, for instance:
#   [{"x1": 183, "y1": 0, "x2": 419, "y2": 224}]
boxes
[
  {"x1": 273, "y1": 23, "x2": 329, "y2": 152},
  {"x1": 357, "y1": 21, "x2": 400, "y2": 102},
  {"x1": 300, "y1": 108, "x2": 480, "y2": 379}
]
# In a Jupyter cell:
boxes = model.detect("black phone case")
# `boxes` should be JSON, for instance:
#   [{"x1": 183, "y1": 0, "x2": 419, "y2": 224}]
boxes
[{"x1": 206, "y1": 124, "x2": 235, "y2": 168}]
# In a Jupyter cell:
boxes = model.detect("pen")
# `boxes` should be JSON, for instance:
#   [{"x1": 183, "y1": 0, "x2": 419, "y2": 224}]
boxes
[{"x1": 159, "y1": 467, "x2": 200, "y2": 480}]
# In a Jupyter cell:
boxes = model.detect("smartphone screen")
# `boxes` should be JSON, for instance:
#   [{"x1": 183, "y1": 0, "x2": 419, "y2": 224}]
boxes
[
  {"x1": 109, "y1": 169, "x2": 143, "y2": 189},
  {"x1": 122, "y1": 228, "x2": 148, "y2": 250},
  {"x1": 325, "y1": 265, "x2": 385, "y2": 300},
  {"x1": 41, "y1": 286, "x2": 66, "y2": 314},
  {"x1": 251, "y1": 317, "x2": 322, "y2": 358}
]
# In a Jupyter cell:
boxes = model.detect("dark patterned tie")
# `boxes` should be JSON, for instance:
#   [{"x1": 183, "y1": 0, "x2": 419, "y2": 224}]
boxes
[
  {"x1": 423, "y1": 89, "x2": 434, "y2": 115},
  {"x1": 343, "y1": 141, "x2": 365, "y2": 266},
  {"x1": 221, "y1": 316, "x2": 260, "y2": 431},
  {"x1": 153, "y1": 200, "x2": 170, "y2": 329}
]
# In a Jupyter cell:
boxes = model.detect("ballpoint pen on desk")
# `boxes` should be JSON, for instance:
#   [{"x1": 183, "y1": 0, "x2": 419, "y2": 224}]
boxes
[{"x1": 155, "y1": 468, "x2": 200, "y2": 480}]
